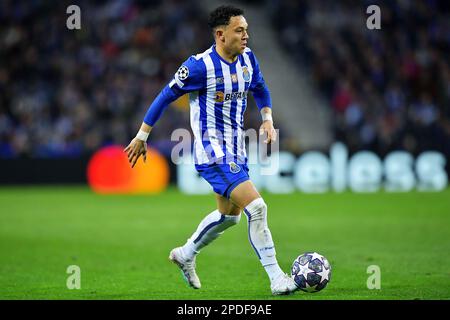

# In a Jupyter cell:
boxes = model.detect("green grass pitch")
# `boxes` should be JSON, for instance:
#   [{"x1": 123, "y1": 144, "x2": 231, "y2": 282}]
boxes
[{"x1": 0, "y1": 186, "x2": 449, "y2": 300}]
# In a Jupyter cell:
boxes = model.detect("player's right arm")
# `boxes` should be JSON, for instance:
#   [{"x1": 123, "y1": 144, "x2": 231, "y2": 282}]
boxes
[{"x1": 124, "y1": 57, "x2": 204, "y2": 168}]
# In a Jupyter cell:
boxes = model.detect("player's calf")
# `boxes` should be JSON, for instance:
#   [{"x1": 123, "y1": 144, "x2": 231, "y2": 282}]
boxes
[
  {"x1": 170, "y1": 210, "x2": 241, "y2": 289},
  {"x1": 182, "y1": 210, "x2": 241, "y2": 260},
  {"x1": 244, "y1": 198, "x2": 288, "y2": 288}
]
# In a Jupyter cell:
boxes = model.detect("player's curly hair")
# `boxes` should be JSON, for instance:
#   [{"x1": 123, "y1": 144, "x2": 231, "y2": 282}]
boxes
[{"x1": 208, "y1": 5, "x2": 244, "y2": 30}]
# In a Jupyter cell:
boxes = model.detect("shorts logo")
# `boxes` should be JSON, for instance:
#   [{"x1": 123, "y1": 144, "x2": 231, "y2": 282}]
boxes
[
  {"x1": 176, "y1": 65, "x2": 189, "y2": 81},
  {"x1": 242, "y1": 67, "x2": 250, "y2": 82},
  {"x1": 229, "y1": 162, "x2": 241, "y2": 174},
  {"x1": 215, "y1": 91, "x2": 224, "y2": 103},
  {"x1": 231, "y1": 73, "x2": 238, "y2": 83}
]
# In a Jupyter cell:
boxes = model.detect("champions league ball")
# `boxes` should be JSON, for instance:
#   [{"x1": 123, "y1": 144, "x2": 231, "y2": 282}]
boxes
[{"x1": 291, "y1": 252, "x2": 331, "y2": 293}]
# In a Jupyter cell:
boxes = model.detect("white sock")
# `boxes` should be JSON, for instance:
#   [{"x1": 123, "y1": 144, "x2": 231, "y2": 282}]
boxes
[
  {"x1": 265, "y1": 263, "x2": 284, "y2": 282},
  {"x1": 182, "y1": 209, "x2": 241, "y2": 260},
  {"x1": 244, "y1": 198, "x2": 284, "y2": 282}
]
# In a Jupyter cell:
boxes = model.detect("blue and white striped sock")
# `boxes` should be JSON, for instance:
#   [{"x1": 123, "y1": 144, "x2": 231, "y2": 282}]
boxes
[{"x1": 182, "y1": 210, "x2": 241, "y2": 260}]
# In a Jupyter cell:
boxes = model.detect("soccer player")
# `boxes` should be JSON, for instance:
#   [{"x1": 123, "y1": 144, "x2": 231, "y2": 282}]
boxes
[{"x1": 124, "y1": 5, "x2": 298, "y2": 295}]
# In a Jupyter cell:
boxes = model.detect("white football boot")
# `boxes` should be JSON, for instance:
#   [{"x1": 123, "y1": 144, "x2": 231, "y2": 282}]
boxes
[
  {"x1": 169, "y1": 247, "x2": 201, "y2": 289},
  {"x1": 270, "y1": 273, "x2": 299, "y2": 295}
]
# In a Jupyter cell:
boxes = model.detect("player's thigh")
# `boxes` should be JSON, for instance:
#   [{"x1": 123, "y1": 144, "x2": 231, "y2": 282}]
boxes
[
  {"x1": 229, "y1": 180, "x2": 261, "y2": 209},
  {"x1": 216, "y1": 194, "x2": 241, "y2": 216}
]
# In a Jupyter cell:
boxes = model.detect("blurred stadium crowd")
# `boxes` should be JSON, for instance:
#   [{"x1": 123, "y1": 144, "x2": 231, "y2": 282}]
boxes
[
  {"x1": 1, "y1": 0, "x2": 449, "y2": 160},
  {"x1": 0, "y1": 0, "x2": 213, "y2": 158},
  {"x1": 270, "y1": 0, "x2": 450, "y2": 157}
]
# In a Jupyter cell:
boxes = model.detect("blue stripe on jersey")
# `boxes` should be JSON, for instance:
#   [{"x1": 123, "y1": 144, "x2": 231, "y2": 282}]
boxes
[
  {"x1": 239, "y1": 55, "x2": 251, "y2": 117},
  {"x1": 200, "y1": 92, "x2": 217, "y2": 161},
  {"x1": 198, "y1": 59, "x2": 215, "y2": 161},
  {"x1": 195, "y1": 59, "x2": 209, "y2": 164},
  {"x1": 237, "y1": 56, "x2": 248, "y2": 163},
  {"x1": 210, "y1": 53, "x2": 226, "y2": 157},
  {"x1": 229, "y1": 63, "x2": 239, "y2": 162}
]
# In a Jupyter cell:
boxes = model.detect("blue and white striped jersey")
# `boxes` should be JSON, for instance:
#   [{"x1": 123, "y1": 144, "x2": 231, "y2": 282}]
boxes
[{"x1": 168, "y1": 45, "x2": 271, "y2": 165}]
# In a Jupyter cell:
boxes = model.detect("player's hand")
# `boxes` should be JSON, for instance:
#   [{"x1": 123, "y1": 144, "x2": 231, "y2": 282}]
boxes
[
  {"x1": 259, "y1": 120, "x2": 277, "y2": 144},
  {"x1": 123, "y1": 138, "x2": 147, "y2": 168}
]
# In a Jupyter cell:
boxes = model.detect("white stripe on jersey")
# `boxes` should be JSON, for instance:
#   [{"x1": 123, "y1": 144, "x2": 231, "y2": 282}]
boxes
[
  {"x1": 242, "y1": 53, "x2": 254, "y2": 136},
  {"x1": 235, "y1": 58, "x2": 247, "y2": 160},
  {"x1": 219, "y1": 61, "x2": 234, "y2": 158},
  {"x1": 188, "y1": 47, "x2": 213, "y2": 164},
  {"x1": 242, "y1": 52, "x2": 254, "y2": 78},
  {"x1": 189, "y1": 46, "x2": 257, "y2": 165},
  {"x1": 203, "y1": 54, "x2": 225, "y2": 159},
  {"x1": 194, "y1": 48, "x2": 213, "y2": 61},
  {"x1": 189, "y1": 91, "x2": 205, "y2": 164},
  {"x1": 241, "y1": 53, "x2": 254, "y2": 161}
]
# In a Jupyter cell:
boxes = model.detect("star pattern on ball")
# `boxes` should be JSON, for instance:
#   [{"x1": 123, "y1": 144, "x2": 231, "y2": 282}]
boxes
[
  {"x1": 309, "y1": 252, "x2": 323, "y2": 262},
  {"x1": 316, "y1": 266, "x2": 331, "y2": 283},
  {"x1": 292, "y1": 252, "x2": 331, "y2": 293},
  {"x1": 303, "y1": 281, "x2": 316, "y2": 292},
  {"x1": 298, "y1": 262, "x2": 315, "y2": 278}
]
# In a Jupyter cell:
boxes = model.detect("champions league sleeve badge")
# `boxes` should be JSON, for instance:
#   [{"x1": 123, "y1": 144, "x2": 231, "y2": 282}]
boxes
[{"x1": 176, "y1": 65, "x2": 189, "y2": 81}]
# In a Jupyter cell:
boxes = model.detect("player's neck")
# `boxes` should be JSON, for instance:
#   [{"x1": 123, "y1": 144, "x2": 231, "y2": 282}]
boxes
[{"x1": 215, "y1": 44, "x2": 238, "y2": 64}]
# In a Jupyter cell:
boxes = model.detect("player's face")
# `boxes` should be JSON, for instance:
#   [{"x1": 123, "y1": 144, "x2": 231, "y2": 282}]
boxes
[{"x1": 223, "y1": 15, "x2": 249, "y2": 55}]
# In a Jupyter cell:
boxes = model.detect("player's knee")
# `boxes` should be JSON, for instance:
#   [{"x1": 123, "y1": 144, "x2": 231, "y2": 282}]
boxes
[
  {"x1": 245, "y1": 197, "x2": 267, "y2": 221},
  {"x1": 218, "y1": 206, "x2": 242, "y2": 218},
  {"x1": 230, "y1": 205, "x2": 242, "y2": 217},
  {"x1": 222, "y1": 213, "x2": 241, "y2": 228},
  {"x1": 231, "y1": 213, "x2": 241, "y2": 225},
  {"x1": 257, "y1": 198, "x2": 267, "y2": 214}
]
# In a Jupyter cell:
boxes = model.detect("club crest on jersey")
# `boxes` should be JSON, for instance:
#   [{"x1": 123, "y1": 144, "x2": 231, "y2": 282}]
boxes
[
  {"x1": 176, "y1": 65, "x2": 189, "y2": 81},
  {"x1": 215, "y1": 91, "x2": 224, "y2": 103},
  {"x1": 242, "y1": 67, "x2": 250, "y2": 82},
  {"x1": 231, "y1": 73, "x2": 238, "y2": 83},
  {"x1": 229, "y1": 162, "x2": 241, "y2": 174}
]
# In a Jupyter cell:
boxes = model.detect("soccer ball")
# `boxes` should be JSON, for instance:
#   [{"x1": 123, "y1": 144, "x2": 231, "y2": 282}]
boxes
[{"x1": 291, "y1": 252, "x2": 331, "y2": 293}]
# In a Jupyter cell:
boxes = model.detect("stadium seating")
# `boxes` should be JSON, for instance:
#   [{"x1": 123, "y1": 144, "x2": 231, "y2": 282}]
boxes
[{"x1": 268, "y1": 0, "x2": 450, "y2": 158}]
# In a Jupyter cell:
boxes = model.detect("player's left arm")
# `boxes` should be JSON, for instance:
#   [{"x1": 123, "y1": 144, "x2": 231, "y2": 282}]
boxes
[
  {"x1": 259, "y1": 107, "x2": 276, "y2": 144},
  {"x1": 248, "y1": 52, "x2": 276, "y2": 144},
  {"x1": 125, "y1": 58, "x2": 204, "y2": 167}
]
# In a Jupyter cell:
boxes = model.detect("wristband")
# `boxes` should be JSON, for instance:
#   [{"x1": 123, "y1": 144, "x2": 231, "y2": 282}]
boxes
[
  {"x1": 135, "y1": 129, "x2": 149, "y2": 142},
  {"x1": 262, "y1": 113, "x2": 273, "y2": 122}
]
